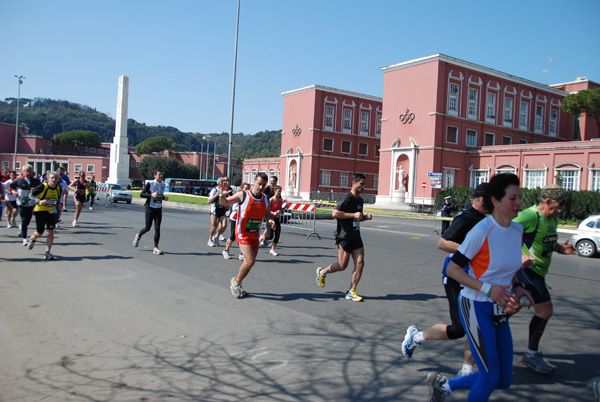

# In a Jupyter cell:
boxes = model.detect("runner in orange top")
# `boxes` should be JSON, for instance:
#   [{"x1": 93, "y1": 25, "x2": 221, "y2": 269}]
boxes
[{"x1": 218, "y1": 172, "x2": 275, "y2": 298}]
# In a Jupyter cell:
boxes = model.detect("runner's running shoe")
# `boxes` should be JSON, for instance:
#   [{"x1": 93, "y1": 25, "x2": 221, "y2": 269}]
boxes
[
  {"x1": 427, "y1": 372, "x2": 450, "y2": 402},
  {"x1": 259, "y1": 239, "x2": 266, "y2": 247},
  {"x1": 230, "y1": 277, "x2": 246, "y2": 298},
  {"x1": 153, "y1": 247, "x2": 164, "y2": 255},
  {"x1": 345, "y1": 289, "x2": 363, "y2": 302},
  {"x1": 402, "y1": 325, "x2": 420, "y2": 358},
  {"x1": 521, "y1": 352, "x2": 555, "y2": 374},
  {"x1": 133, "y1": 235, "x2": 140, "y2": 247},
  {"x1": 72, "y1": 220, "x2": 79, "y2": 227},
  {"x1": 238, "y1": 254, "x2": 245, "y2": 261},
  {"x1": 269, "y1": 249, "x2": 278, "y2": 256},
  {"x1": 22, "y1": 238, "x2": 28, "y2": 246},
  {"x1": 316, "y1": 267, "x2": 325, "y2": 287},
  {"x1": 44, "y1": 251, "x2": 55, "y2": 260},
  {"x1": 27, "y1": 237, "x2": 35, "y2": 250},
  {"x1": 222, "y1": 249, "x2": 231, "y2": 259},
  {"x1": 219, "y1": 234, "x2": 226, "y2": 241},
  {"x1": 207, "y1": 239, "x2": 215, "y2": 247}
]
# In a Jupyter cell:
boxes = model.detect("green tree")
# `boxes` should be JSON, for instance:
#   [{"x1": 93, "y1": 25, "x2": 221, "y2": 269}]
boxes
[
  {"x1": 54, "y1": 130, "x2": 101, "y2": 155},
  {"x1": 135, "y1": 136, "x2": 178, "y2": 156},
  {"x1": 138, "y1": 155, "x2": 199, "y2": 180},
  {"x1": 562, "y1": 88, "x2": 600, "y2": 131}
]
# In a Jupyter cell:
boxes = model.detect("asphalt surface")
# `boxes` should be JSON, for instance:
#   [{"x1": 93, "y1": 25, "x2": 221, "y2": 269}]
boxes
[{"x1": 1, "y1": 200, "x2": 599, "y2": 402}]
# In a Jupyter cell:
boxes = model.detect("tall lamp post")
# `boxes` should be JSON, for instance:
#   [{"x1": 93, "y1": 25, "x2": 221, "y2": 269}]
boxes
[
  {"x1": 227, "y1": 0, "x2": 240, "y2": 180},
  {"x1": 13, "y1": 75, "x2": 25, "y2": 170}
]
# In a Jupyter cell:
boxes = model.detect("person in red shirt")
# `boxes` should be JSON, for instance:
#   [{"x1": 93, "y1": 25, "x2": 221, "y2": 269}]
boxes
[{"x1": 218, "y1": 172, "x2": 275, "y2": 298}]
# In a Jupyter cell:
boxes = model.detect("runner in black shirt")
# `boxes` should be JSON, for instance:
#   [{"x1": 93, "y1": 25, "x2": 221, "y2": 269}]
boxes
[
  {"x1": 402, "y1": 183, "x2": 488, "y2": 378},
  {"x1": 315, "y1": 173, "x2": 372, "y2": 302}
]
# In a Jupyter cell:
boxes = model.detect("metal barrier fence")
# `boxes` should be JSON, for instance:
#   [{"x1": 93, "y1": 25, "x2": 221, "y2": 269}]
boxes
[{"x1": 279, "y1": 202, "x2": 322, "y2": 239}]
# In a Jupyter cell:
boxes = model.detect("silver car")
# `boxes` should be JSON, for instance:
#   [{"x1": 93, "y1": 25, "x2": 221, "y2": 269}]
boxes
[
  {"x1": 97, "y1": 183, "x2": 133, "y2": 204},
  {"x1": 570, "y1": 215, "x2": 600, "y2": 258}
]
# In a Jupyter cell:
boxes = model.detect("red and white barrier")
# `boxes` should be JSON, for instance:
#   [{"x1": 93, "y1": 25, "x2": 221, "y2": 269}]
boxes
[{"x1": 283, "y1": 202, "x2": 315, "y2": 212}]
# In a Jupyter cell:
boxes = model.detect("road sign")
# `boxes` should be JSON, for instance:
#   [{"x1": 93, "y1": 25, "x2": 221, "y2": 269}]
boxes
[
  {"x1": 427, "y1": 173, "x2": 442, "y2": 178},
  {"x1": 421, "y1": 182, "x2": 427, "y2": 188}
]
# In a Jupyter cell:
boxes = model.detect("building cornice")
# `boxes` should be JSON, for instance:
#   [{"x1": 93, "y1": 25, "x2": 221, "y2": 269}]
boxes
[
  {"x1": 380, "y1": 54, "x2": 568, "y2": 97},
  {"x1": 282, "y1": 84, "x2": 382, "y2": 102}
]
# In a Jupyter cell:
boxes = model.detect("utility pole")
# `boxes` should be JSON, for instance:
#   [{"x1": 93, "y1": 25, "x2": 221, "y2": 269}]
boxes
[{"x1": 13, "y1": 75, "x2": 25, "y2": 169}]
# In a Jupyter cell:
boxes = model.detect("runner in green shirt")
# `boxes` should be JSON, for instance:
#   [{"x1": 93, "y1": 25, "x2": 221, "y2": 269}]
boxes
[{"x1": 513, "y1": 185, "x2": 575, "y2": 374}]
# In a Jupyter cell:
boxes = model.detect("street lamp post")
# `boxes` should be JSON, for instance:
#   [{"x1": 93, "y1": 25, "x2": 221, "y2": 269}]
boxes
[
  {"x1": 13, "y1": 75, "x2": 25, "y2": 170},
  {"x1": 227, "y1": 0, "x2": 240, "y2": 180}
]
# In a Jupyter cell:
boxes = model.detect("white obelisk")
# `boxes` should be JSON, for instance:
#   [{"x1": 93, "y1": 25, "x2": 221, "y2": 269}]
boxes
[{"x1": 107, "y1": 75, "x2": 130, "y2": 185}]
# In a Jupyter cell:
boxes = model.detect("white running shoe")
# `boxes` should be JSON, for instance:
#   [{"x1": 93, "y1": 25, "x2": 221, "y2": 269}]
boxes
[
  {"x1": 269, "y1": 249, "x2": 278, "y2": 256},
  {"x1": 259, "y1": 240, "x2": 266, "y2": 247},
  {"x1": 238, "y1": 253, "x2": 245, "y2": 261},
  {"x1": 72, "y1": 220, "x2": 79, "y2": 227},
  {"x1": 89, "y1": 207, "x2": 93, "y2": 210},
  {"x1": 207, "y1": 239, "x2": 215, "y2": 247},
  {"x1": 219, "y1": 234, "x2": 226, "y2": 241},
  {"x1": 222, "y1": 249, "x2": 232, "y2": 259},
  {"x1": 133, "y1": 235, "x2": 140, "y2": 247},
  {"x1": 22, "y1": 238, "x2": 28, "y2": 246},
  {"x1": 402, "y1": 325, "x2": 420, "y2": 358},
  {"x1": 230, "y1": 277, "x2": 246, "y2": 298},
  {"x1": 153, "y1": 247, "x2": 164, "y2": 255}
]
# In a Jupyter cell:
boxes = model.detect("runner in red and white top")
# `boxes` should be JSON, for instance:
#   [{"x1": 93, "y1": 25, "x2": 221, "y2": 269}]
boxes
[
  {"x1": 218, "y1": 172, "x2": 275, "y2": 298},
  {"x1": 222, "y1": 182, "x2": 250, "y2": 261}
]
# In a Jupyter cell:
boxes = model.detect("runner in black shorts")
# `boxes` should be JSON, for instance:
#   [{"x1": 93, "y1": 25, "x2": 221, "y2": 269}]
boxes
[
  {"x1": 207, "y1": 177, "x2": 230, "y2": 247},
  {"x1": 401, "y1": 183, "x2": 488, "y2": 378},
  {"x1": 27, "y1": 172, "x2": 62, "y2": 260},
  {"x1": 223, "y1": 182, "x2": 250, "y2": 260},
  {"x1": 68, "y1": 172, "x2": 89, "y2": 227},
  {"x1": 315, "y1": 173, "x2": 372, "y2": 302}
]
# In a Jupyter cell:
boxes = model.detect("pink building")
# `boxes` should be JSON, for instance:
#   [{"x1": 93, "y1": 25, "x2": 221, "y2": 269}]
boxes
[
  {"x1": 1, "y1": 122, "x2": 239, "y2": 183},
  {"x1": 242, "y1": 85, "x2": 382, "y2": 200},
  {"x1": 243, "y1": 55, "x2": 599, "y2": 204},
  {"x1": 376, "y1": 54, "x2": 600, "y2": 206}
]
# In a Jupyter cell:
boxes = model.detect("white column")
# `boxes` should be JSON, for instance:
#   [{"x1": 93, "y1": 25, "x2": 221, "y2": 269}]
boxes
[{"x1": 107, "y1": 75, "x2": 130, "y2": 185}]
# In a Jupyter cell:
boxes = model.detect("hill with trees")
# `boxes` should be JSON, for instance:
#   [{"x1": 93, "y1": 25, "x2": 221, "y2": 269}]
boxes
[{"x1": 0, "y1": 97, "x2": 281, "y2": 160}]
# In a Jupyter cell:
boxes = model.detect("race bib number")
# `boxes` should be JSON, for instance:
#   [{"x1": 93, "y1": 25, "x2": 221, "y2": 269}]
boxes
[
  {"x1": 46, "y1": 199, "x2": 58, "y2": 207},
  {"x1": 353, "y1": 219, "x2": 360, "y2": 230},
  {"x1": 541, "y1": 234, "x2": 558, "y2": 257},
  {"x1": 153, "y1": 195, "x2": 163, "y2": 203},
  {"x1": 245, "y1": 219, "x2": 262, "y2": 233},
  {"x1": 493, "y1": 303, "x2": 508, "y2": 325}
]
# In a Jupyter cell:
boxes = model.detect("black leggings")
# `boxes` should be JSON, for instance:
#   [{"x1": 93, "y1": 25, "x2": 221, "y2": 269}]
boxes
[
  {"x1": 86, "y1": 193, "x2": 95, "y2": 207},
  {"x1": 444, "y1": 276, "x2": 466, "y2": 339},
  {"x1": 138, "y1": 206, "x2": 162, "y2": 247},
  {"x1": 265, "y1": 218, "x2": 281, "y2": 244},
  {"x1": 18, "y1": 206, "x2": 34, "y2": 239}
]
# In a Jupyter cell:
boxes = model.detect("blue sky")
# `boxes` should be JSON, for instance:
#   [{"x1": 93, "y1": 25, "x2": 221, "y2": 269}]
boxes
[{"x1": 1, "y1": 0, "x2": 598, "y2": 135}]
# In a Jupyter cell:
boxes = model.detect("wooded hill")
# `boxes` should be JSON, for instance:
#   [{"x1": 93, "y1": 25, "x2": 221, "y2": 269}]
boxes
[{"x1": 0, "y1": 97, "x2": 281, "y2": 160}]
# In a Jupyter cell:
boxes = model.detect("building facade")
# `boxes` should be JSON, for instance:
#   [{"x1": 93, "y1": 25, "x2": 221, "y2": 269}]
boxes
[
  {"x1": 242, "y1": 85, "x2": 383, "y2": 200},
  {"x1": 243, "y1": 54, "x2": 600, "y2": 205},
  {"x1": 376, "y1": 54, "x2": 600, "y2": 205}
]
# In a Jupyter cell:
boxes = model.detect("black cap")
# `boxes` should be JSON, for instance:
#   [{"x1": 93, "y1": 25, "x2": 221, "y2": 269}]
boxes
[{"x1": 473, "y1": 183, "x2": 488, "y2": 198}]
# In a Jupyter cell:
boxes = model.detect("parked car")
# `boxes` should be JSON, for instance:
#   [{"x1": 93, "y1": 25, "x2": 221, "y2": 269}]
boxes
[
  {"x1": 570, "y1": 215, "x2": 600, "y2": 258},
  {"x1": 96, "y1": 183, "x2": 132, "y2": 204}
]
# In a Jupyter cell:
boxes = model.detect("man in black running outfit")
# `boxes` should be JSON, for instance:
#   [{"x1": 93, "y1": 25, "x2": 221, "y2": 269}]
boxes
[
  {"x1": 315, "y1": 173, "x2": 372, "y2": 302},
  {"x1": 401, "y1": 183, "x2": 489, "y2": 378}
]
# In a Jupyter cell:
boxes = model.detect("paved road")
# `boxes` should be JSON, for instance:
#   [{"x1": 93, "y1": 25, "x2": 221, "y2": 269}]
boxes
[{"x1": 1, "y1": 202, "x2": 599, "y2": 401}]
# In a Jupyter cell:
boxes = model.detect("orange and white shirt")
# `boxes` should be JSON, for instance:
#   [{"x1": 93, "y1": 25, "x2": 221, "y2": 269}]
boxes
[
  {"x1": 235, "y1": 190, "x2": 268, "y2": 240},
  {"x1": 453, "y1": 215, "x2": 523, "y2": 302}
]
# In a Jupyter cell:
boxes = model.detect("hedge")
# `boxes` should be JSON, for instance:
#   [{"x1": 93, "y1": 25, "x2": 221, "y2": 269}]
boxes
[{"x1": 435, "y1": 187, "x2": 600, "y2": 222}]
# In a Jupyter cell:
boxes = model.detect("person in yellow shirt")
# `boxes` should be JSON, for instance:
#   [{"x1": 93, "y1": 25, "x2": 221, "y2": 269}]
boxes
[{"x1": 27, "y1": 172, "x2": 62, "y2": 260}]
